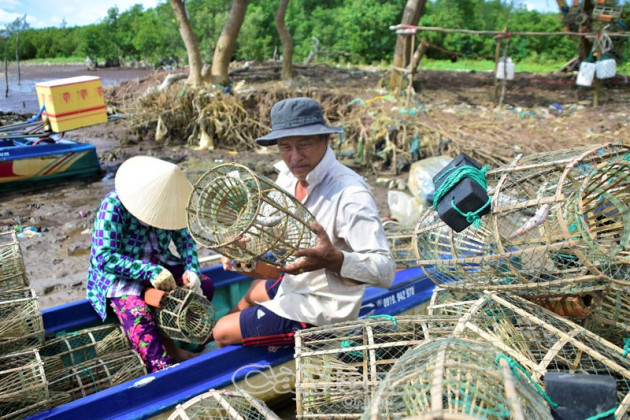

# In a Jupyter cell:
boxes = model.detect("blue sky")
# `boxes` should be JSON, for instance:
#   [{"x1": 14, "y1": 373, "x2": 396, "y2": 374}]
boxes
[{"x1": 2, "y1": 0, "x2": 558, "y2": 30}]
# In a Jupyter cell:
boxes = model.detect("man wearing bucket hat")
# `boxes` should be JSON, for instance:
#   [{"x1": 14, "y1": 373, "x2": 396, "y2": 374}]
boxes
[
  {"x1": 212, "y1": 97, "x2": 395, "y2": 348},
  {"x1": 86, "y1": 156, "x2": 214, "y2": 372}
]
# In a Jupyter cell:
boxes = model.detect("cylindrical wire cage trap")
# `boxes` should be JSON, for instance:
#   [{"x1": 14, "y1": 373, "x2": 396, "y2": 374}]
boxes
[
  {"x1": 415, "y1": 143, "x2": 630, "y2": 296},
  {"x1": 0, "y1": 287, "x2": 44, "y2": 354},
  {"x1": 156, "y1": 287, "x2": 216, "y2": 346},
  {"x1": 38, "y1": 324, "x2": 130, "y2": 376},
  {"x1": 383, "y1": 221, "x2": 418, "y2": 269},
  {"x1": 187, "y1": 163, "x2": 317, "y2": 267},
  {"x1": 451, "y1": 291, "x2": 630, "y2": 418},
  {"x1": 167, "y1": 388, "x2": 281, "y2": 420},
  {"x1": 0, "y1": 231, "x2": 28, "y2": 291},
  {"x1": 0, "y1": 349, "x2": 50, "y2": 420},
  {"x1": 362, "y1": 337, "x2": 553, "y2": 420},
  {"x1": 47, "y1": 350, "x2": 147, "y2": 408},
  {"x1": 294, "y1": 315, "x2": 462, "y2": 419}
]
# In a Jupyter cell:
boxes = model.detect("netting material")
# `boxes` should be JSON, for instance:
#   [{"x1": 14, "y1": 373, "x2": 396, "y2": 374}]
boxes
[
  {"x1": 451, "y1": 291, "x2": 630, "y2": 417},
  {"x1": 0, "y1": 287, "x2": 44, "y2": 353},
  {"x1": 0, "y1": 231, "x2": 28, "y2": 291},
  {"x1": 168, "y1": 388, "x2": 280, "y2": 419},
  {"x1": 415, "y1": 143, "x2": 630, "y2": 296},
  {"x1": 384, "y1": 221, "x2": 417, "y2": 269},
  {"x1": 157, "y1": 287, "x2": 216, "y2": 345},
  {"x1": 0, "y1": 349, "x2": 49, "y2": 420},
  {"x1": 187, "y1": 163, "x2": 316, "y2": 267},
  {"x1": 47, "y1": 350, "x2": 147, "y2": 408},
  {"x1": 295, "y1": 316, "x2": 461, "y2": 418},
  {"x1": 362, "y1": 337, "x2": 553, "y2": 419}
]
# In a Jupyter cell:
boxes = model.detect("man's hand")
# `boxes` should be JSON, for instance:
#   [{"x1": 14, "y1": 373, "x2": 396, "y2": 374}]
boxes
[{"x1": 283, "y1": 222, "x2": 344, "y2": 275}]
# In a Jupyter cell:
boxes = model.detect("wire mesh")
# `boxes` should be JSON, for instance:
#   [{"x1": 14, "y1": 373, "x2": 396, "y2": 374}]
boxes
[
  {"x1": 0, "y1": 349, "x2": 49, "y2": 420},
  {"x1": 38, "y1": 324, "x2": 130, "y2": 376},
  {"x1": 0, "y1": 287, "x2": 44, "y2": 353},
  {"x1": 168, "y1": 388, "x2": 281, "y2": 420},
  {"x1": 0, "y1": 231, "x2": 28, "y2": 291},
  {"x1": 363, "y1": 337, "x2": 553, "y2": 419},
  {"x1": 47, "y1": 350, "x2": 147, "y2": 408},
  {"x1": 187, "y1": 163, "x2": 316, "y2": 267},
  {"x1": 580, "y1": 287, "x2": 630, "y2": 348},
  {"x1": 415, "y1": 143, "x2": 630, "y2": 296},
  {"x1": 157, "y1": 287, "x2": 216, "y2": 345},
  {"x1": 427, "y1": 287, "x2": 482, "y2": 317},
  {"x1": 451, "y1": 291, "x2": 630, "y2": 417},
  {"x1": 384, "y1": 221, "x2": 417, "y2": 269},
  {"x1": 294, "y1": 315, "x2": 462, "y2": 418}
]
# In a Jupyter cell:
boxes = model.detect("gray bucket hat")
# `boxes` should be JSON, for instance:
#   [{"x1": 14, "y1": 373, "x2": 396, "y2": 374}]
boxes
[{"x1": 256, "y1": 97, "x2": 343, "y2": 146}]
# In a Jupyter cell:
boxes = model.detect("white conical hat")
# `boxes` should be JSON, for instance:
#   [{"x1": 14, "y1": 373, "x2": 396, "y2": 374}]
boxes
[{"x1": 115, "y1": 156, "x2": 193, "y2": 230}]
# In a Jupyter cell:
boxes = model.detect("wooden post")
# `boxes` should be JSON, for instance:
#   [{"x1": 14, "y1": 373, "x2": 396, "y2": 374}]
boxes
[
  {"x1": 593, "y1": 34, "x2": 601, "y2": 107},
  {"x1": 4, "y1": 59, "x2": 8, "y2": 98},
  {"x1": 492, "y1": 28, "x2": 506, "y2": 105},
  {"x1": 498, "y1": 34, "x2": 511, "y2": 107},
  {"x1": 406, "y1": 31, "x2": 417, "y2": 105}
]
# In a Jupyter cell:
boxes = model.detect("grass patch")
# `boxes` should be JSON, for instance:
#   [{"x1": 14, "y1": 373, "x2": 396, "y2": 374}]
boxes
[{"x1": 20, "y1": 57, "x2": 86, "y2": 65}]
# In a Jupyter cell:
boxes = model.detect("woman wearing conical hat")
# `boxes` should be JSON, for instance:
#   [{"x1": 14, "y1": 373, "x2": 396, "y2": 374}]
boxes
[{"x1": 86, "y1": 156, "x2": 214, "y2": 372}]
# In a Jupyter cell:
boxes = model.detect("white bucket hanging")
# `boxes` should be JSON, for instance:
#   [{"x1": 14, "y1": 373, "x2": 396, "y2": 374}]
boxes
[
  {"x1": 496, "y1": 57, "x2": 515, "y2": 80},
  {"x1": 596, "y1": 57, "x2": 616, "y2": 79},
  {"x1": 576, "y1": 61, "x2": 596, "y2": 87}
]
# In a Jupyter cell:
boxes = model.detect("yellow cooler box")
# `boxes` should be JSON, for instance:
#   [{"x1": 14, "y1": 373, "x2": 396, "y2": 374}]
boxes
[{"x1": 36, "y1": 75, "x2": 108, "y2": 132}]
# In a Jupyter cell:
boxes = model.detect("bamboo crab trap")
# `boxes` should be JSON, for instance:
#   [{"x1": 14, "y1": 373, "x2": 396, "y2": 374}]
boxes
[
  {"x1": 47, "y1": 350, "x2": 146, "y2": 408},
  {"x1": 384, "y1": 221, "x2": 417, "y2": 269},
  {"x1": 294, "y1": 315, "x2": 462, "y2": 418},
  {"x1": 580, "y1": 287, "x2": 630, "y2": 348},
  {"x1": 0, "y1": 231, "x2": 28, "y2": 291},
  {"x1": 427, "y1": 287, "x2": 482, "y2": 317},
  {"x1": 0, "y1": 349, "x2": 49, "y2": 420},
  {"x1": 38, "y1": 324, "x2": 130, "y2": 376},
  {"x1": 415, "y1": 143, "x2": 630, "y2": 296},
  {"x1": 157, "y1": 287, "x2": 216, "y2": 346},
  {"x1": 187, "y1": 163, "x2": 316, "y2": 267},
  {"x1": 450, "y1": 291, "x2": 630, "y2": 417},
  {"x1": 0, "y1": 287, "x2": 44, "y2": 354},
  {"x1": 168, "y1": 388, "x2": 280, "y2": 420},
  {"x1": 363, "y1": 337, "x2": 553, "y2": 419}
]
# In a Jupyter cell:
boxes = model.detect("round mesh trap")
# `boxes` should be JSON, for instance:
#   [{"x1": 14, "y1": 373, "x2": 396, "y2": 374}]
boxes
[
  {"x1": 384, "y1": 221, "x2": 417, "y2": 269},
  {"x1": 580, "y1": 287, "x2": 630, "y2": 348},
  {"x1": 363, "y1": 337, "x2": 553, "y2": 419},
  {"x1": 0, "y1": 231, "x2": 28, "y2": 291},
  {"x1": 415, "y1": 143, "x2": 630, "y2": 296},
  {"x1": 451, "y1": 291, "x2": 630, "y2": 417},
  {"x1": 157, "y1": 287, "x2": 216, "y2": 345},
  {"x1": 168, "y1": 388, "x2": 280, "y2": 419},
  {"x1": 187, "y1": 163, "x2": 316, "y2": 266},
  {"x1": 0, "y1": 287, "x2": 44, "y2": 354},
  {"x1": 295, "y1": 315, "x2": 461, "y2": 418},
  {"x1": 47, "y1": 350, "x2": 147, "y2": 408},
  {"x1": 0, "y1": 349, "x2": 50, "y2": 420}
]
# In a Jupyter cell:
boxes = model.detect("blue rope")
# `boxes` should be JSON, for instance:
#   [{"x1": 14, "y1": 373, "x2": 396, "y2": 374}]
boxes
[
  {"x1": 433, "y1": 164, "x2": 491, "y2": 228},
  {"x1": 495, "y1": 354, "x2": 558, "y2": 408},
  {"x1": 622, "y1": 338, "x2": 630, "y2": 357},
  {"x1": 27, "y1": 105, "x2": 45, "y2": 123},
  {"x1": 368, "y1": 314, "x2": 398, "y2": 328},
  {"x1": 584, "y1": 407, "x2": 617, "y2": 420}
]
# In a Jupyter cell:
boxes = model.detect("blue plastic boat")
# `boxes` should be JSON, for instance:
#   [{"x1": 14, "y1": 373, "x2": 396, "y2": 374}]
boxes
[{"x1": 29, "y1": 264, "x2": 437, "y2": 419}]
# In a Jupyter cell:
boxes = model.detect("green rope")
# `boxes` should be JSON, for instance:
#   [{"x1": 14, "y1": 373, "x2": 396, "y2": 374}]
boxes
[
  {"x1": 495, "y1": 354, "x2": 558, "y2": 408},
  {"x1": 368, "y1": 314, "x2": 398, "y2": 328},
  {"x1": 340, "y1": 340, "x2": 364, "y2": 359},
  {"x1": 584, "y1": 407, "x2": 617, "y2": 420},
  {"x1": 622, "y1": 338, "x2": 630, "y2": 357},
  {"x1": 433, "y1": 164, "x2": 491, "y2": 228}
]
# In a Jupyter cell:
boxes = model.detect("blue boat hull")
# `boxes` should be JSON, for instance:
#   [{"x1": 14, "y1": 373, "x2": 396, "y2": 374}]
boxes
[{"x1": 30, "y1": 265, "x2": 436, "y2": 420}]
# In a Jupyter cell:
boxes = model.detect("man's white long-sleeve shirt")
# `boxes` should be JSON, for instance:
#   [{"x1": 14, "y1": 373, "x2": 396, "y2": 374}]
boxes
[{"x1": 260, "y1": 147, "x2": 396, "y2": 326}]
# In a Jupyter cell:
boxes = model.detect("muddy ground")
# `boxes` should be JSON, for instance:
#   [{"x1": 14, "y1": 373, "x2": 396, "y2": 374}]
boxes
[{"x1": 1, "y1": 61, "x2": 629, "y2": 310}]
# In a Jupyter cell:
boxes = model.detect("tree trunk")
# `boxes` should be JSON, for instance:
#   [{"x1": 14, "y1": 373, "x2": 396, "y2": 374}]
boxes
[
  {"x1": 389, "y1": 0, "x2": 427, "y2": 92},
  {"x1": 16, "y1": 31, "x2": 21, "y2": 85},
  {"x1": 210, "y1": 0, "x2": 249, "y2": 86},
  {"x1": 4, "y1": 59, "x2": 8, "y2": 98},
  {"x1": 275, "y1": 0, "x2": 293, "y2": 80},
  {"x1": 169, "y1": 0, "x2": 205, "y2": 86}
]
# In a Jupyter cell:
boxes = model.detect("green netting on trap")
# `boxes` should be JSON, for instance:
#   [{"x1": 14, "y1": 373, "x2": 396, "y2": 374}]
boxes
[
  {"x1": 384, "y1": 221, "x2": 417, "y2": 269},
  {"x1": 0, "y1": 231, "x2": 28, "y2": 291},
  {"x1": 167, "y1": 388, "x2": 280, "y2": 420},
  {"x1": 47, "y1": 350, "x2": 147, "y2": 408},
  {"x1": 362, "y1": 337, "x2": 553, "y2": 419},
  {"x1": 187, "y1": 163, "x2": 316, "y2": 267},
  {"x1": 0, "y1": 349, "x2": 49, "y2": 420},
  {"x1": 38, "y1": 324, "x2": 130, "y2": 376},
  {"x1": 294, "y1": 315, "x2": 461, "y2": 418},
  {"x1": 415, "y1": 143, "x2": 630, "y2": 296},
  {"x1": 451, "y1": 291, "x2": 630, "y2": 417},
  {"x1": 157, "y1": 287, "x2": 216, "y2": 345},
  {"x1": 0, "y1": 287, "x2": 44, "y2": 354}
]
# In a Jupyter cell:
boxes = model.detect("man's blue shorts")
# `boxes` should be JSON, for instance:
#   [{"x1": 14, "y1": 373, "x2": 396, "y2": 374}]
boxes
[{"x1": 239, "y1": 278, "x2": 314, "y2": 347}]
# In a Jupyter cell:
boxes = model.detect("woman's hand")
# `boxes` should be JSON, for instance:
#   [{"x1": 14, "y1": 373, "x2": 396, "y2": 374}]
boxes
[{"x1": 183, "y1": 270, "x2": 202, "y2": 294}]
